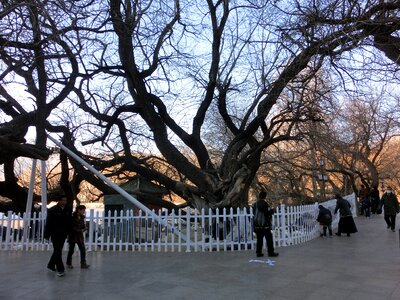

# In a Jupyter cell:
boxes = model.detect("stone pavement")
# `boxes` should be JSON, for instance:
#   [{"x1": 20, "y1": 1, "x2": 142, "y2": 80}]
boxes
[{"x1": 1, "y1": 214, "x2": 400, "y2": 300}]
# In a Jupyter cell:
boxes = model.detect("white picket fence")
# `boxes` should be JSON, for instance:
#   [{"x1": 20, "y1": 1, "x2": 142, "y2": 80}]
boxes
[{"x1": 0, "y1": 193, "x2": 356, "y2": 253}]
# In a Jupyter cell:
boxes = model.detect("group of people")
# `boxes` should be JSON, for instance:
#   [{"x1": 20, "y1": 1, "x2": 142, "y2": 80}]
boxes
[
  {"x1": 358, "y1": 184, "x2": 381, "y2": 217},
  {"x1": 253, "y1": 190, "x2": 360, "y2": 257},
  {"x1": 253, "y1": 185, "x2": 399, "y2": 258},
  {"x1": 358, "y1": 184, "x2": 399, "y2": 231},
  {"x1": 317, "y1": 186, "x2": 400, "y2": 238},
  {"x1": 317, "y1": 195, "x2": 358, "y2": 237},
  {"x1": 44, "y1": 195, "x2": 89, "y2": 277}
]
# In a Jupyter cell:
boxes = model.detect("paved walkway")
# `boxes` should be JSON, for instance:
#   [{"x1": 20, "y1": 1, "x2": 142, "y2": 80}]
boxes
[{"x1": 1, "y1": 214, "x2": 400, "y2": 300}]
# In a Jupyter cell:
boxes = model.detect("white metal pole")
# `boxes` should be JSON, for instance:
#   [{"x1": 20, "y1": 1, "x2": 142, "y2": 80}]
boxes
[
  {"x1": 25, "y1": 159, "x2": 37, "y2": 214},
  {"x1": 24, "y1": 159, "x2": 37, "y2": 245},
  {"x1": 47, "y1": 134, "x2": 187, "y2": 243},
  {"x1": 40, "y1": 160, "x2": 47, "y2": 216}
]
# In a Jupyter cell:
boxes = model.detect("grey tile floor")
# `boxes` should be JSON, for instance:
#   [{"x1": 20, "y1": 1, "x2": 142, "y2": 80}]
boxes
[{"x1": 1, "y1": 214, "x2": 400, "y2": 300}]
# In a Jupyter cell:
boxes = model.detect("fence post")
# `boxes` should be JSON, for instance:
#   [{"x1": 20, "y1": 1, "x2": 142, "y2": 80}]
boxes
[
  {"x1": 88, "y1": 209, "x2": 94, "y2": 252},
  {"x1": 222, "y1": 208, "x2": 227, "y2": 252},
  {"x1": 186, "y1": 210, "x2": 191, "y2": 252},
  {"x1": 313, "y1": 202, "x2": 319, "y2": 238},
  {"x1": 178, "y1": 209, "x2": 182, "y2": 252},
  {"x1": 194, "y1": 209, "x2": 198, "y2": 252},
  {"x1": 5, "y1": 211, "x2": 13, "y2": 250},
  {"x1": 201, "y1": 208, "x2": 205, "y2": 252},
  {"x1": 229, "y1": 207, "x2": 234, "y2": 251},
  {"x1": 208, "y1": 208, "x2": 213, "y2": 252},
  {"x1": 280, "y1": 204, "x2": 287, "y2": 246},
  {"x1": 171, "y1": 210, "x2": 176, "y2": 252},
  {"x1": 163, "y1": 210, "x2": 168, "y2": 252},
  {"x1": 215, "y1": 208, "x2": 220, "y2": 252}
]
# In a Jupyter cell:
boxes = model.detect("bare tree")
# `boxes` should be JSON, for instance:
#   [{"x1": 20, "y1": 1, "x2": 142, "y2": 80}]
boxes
[
  {"x1": 2, "y1": 1, "x2": 400, "y2": 211},
  {"x1": 0, "y1": 0, "x2": 103, "y2": 210}
]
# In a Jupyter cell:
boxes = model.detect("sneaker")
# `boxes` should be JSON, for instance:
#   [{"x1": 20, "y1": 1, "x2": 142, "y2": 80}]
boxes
[
  {"x1": 56, "y1": 271, "x2": 66, "y2": 277},
  {"x1": 268, "y1": 252, "x2": 279, "y2": 257},
  {"x1": 67, "y1": 264, "x2": 74, "y2": 269},
  {"x1": 391, "y1": 229, "x2": 396, "y2": 232},
  {"x1": 47, "y1": 266, "x2": 56, "y2": 273},
  {"x1": 256, "y1": 253, "x2": 264, "y2": 257},
  {"x1": 81, "y1": 263, "x2": 90, "y2": 269}
]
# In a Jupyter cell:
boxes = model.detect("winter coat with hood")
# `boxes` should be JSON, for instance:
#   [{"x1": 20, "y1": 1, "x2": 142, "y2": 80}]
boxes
[{"x1": 68, "y1": 210, "x2": 86, "y2": 244}]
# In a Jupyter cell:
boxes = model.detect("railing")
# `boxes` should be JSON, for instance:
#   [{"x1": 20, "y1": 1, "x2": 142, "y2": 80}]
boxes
[{"x1": 0, "y1": 193, "x2": 356, "y2": 252}]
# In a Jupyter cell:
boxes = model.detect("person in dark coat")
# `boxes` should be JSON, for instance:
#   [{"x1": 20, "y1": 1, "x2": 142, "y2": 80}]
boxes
[
  {"x1": 66, "y1": 205, "x2": 90, "y2": 269},
  {"x1": 317, "y1": 205, "x2": 333, "y2": 237},
  {"x1": 334, "y1": 194, "x2": 357, "y2": 237},
  {"x1": 379, "y1": 186, "x2": 399, "y2": 232},
  {"x1": 358, "y1": 184, "x2": 370, "y2": 216},
  {"x1": 369, "y1": 186, "x2": 380, "y2": 214},
  {"x1": 252, "y1": 191, "x2": 278, "y2": 258},
  {"x1": 44, "y1": 195, "x2": 72, "y2": 277}
]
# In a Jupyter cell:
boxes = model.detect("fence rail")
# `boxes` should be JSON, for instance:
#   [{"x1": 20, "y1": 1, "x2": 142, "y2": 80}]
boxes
[{"x1": 0, "y1": 194, "x2": 356, "y2": 253}]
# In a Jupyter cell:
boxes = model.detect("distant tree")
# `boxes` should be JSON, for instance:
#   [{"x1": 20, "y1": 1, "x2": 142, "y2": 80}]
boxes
[{"x1": 313, "y1": 95, "x2": 400, "y2": 195}]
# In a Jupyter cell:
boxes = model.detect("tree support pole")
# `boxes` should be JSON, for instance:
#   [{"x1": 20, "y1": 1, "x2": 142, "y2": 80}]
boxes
[
  {"x1": 40, "y1": 160, "x2": 47, "y2": 216},
  {"x1": 47, "y1": 134, "x2": 188, "y2": 244},
  {"x1": 25, "y1": 159, "x2": 37, "y2": 214}
]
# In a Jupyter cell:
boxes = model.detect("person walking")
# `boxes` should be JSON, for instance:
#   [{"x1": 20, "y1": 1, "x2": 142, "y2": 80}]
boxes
[
  {"x1": 334, "y1": 194, "x2": 358, "y2": 237},
  {"x1": 379, "y1": 186, "x2": 399, "y2": 232},
  {"x1": 369, "y1": 186, "x2": 380, "y2": 214},
  {"x1": 317, "y1": 205, "x2": 333, "y2": 237},
  {"x1": 66, "y1": 205, "x2": 90, "y2": 269},
  {"x1": 361, "y1": 196, "x2": 371, "y2": 218},
  {"x1": 358, "y1": 184, "x2": 369, "y2": 216},
  {"x1": 44, "y1": 195, "x2": 72, "y2": 277},
  {"x1": 252, "y1": 191, "x2": 279, "y2": 258}
]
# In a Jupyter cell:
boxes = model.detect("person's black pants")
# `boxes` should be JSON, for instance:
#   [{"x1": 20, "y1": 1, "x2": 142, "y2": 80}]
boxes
[
  {"x1": 371, "y1": 201, "x2": 379, "y2": 214},
  {"x1": 364, "y1": 206, "x2": 370, "y2": 217},
  {"x1": 323, "y1": 224, "x2": 333, "y2": 236},
  {"x1": 255, "y1": 227, "x2": 275, "y2": 255},
  {"x1": 48, "y1": 236, "x2": 66, "y2": 272},
  {"x1": 67, "y1": 241, "x2": 86, "y2": 264},
  {"x1": 384, "y1": 214, "x2": 396, "y2": 230}
]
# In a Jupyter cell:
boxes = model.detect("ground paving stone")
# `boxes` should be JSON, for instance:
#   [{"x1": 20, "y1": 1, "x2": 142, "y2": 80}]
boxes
[{"x1": 0, "y1": 214, "x2": 399, "y2": 299}]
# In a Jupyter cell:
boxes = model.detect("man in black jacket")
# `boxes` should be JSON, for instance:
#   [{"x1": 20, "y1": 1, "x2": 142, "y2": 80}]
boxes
[
  {"x1": 380, "y1": 186, "x2": 399, "y2": 232},
  {"x1": 44, "y1": 195, "x2": 72, "y2": 277},
  {"x1": 253, "y1": 191, "x2": 279, "y2": 258}
]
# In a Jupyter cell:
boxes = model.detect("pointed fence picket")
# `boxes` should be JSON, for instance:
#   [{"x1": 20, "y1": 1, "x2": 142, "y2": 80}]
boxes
[{"x1": 0, "y1": 193, "x2": 356, "y2": 253}]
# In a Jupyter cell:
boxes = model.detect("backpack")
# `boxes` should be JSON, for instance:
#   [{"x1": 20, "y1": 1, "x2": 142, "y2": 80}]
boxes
[
  {"x1": 253, "y1": 203, "x2": 267, "y2": 228},
  {"x1": 324, "y1": 212, "x2": 331, "y2": 220},
  {"x1": 323, "y1": 213, "x2": 331, "y2": 223}
]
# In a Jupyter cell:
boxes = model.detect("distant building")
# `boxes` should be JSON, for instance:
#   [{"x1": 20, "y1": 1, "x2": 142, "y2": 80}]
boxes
[{"x1": 104, "y1": 176, "x2": 168, "y2": 215}]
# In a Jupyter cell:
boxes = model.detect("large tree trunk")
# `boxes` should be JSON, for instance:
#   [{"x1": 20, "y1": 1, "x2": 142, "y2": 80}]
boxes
[{"x1": 0, "y1": 160, "x2": 29, "y2": 213}]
